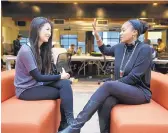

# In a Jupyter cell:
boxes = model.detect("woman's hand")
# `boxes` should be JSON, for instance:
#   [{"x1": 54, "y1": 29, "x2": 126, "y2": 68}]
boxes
[
  {"x1": 92, "y1": 18, "x2": 103, "y2": 47},
  {"x1": 92, "y1": 18, "x2": 98, "y2": 36},
  {"x1": 60, "y1": 68, "x2": 70, "y2": 79}
]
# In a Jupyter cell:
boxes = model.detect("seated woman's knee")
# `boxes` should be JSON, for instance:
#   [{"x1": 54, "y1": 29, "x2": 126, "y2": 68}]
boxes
[
  {"x1": 61, "y1": 79, "x2": 71, "y2": 85},
  {"x1": 102, "y1": 81, "x2": 119, "y2": 91},
  {"x1": 103, "y1": 81, "x2": 116, "y2": 88},
  {"x1": 50, "y1": 79, "x2": 71, "y2": 89}
]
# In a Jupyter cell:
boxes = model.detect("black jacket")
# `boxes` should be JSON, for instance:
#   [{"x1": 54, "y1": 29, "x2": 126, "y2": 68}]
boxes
[{"x1": 99, "y1": 40, "x2": 152, "y2": 101}]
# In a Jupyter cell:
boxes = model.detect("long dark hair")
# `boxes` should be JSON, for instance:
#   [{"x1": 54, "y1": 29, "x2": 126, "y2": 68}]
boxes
[{"x1": 29, "y1": 17, "x2": 53, "y2": 74}]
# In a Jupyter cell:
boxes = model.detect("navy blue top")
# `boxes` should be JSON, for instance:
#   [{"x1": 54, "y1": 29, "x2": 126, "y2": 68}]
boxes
[{"x1": 99, "y1": 40, "x2": 152, "y2": 101}]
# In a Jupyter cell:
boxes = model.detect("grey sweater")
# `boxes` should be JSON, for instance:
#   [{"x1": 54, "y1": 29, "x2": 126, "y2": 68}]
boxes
[{"x1": 14, "y1": 44, "x2": 61, "y2": 98}]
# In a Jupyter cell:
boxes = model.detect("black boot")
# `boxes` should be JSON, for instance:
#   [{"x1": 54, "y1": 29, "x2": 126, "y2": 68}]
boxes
[
  {"x1": 58, "y1": 107, "x2": 68, "y2": 131},
  {"x1": 64, "y1": 111, "x2": 74, "y2": 125},
  {"x1": 98, "y1": 96, "x2": 118, "y2": 133},
  {"x1": 58, "y1": 100, "x2": 101, "y2": 133},
  {"x1": 58, "y1": 106, "x2": 74, "y2": 131}
]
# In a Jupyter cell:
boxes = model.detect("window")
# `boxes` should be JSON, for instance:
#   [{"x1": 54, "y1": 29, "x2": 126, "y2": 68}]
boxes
[
  {"x1": 148, "y1": 31, "x2": 162, "y2": 45},
  {"x1": 78, "y1": 42, "x2": 85, "y2": 53},
  {"x1": 60, "y1": 35, "x2": 78, "y2": 50},
  {"x1": 19, "y1": 31, "x2": 29, "y2": 45},
  {"x1": 94, "y1": 31, "x2": 120, "y2": 52},
  {"x1": 94, "y1": 32, "x2": 145, "y2": 52},
  {"x1": 20, "y1": 37, "x2": 29, "y2": 45},
  {"x1": 138, "y1": 34, "x2": 145, "y2": 42}
]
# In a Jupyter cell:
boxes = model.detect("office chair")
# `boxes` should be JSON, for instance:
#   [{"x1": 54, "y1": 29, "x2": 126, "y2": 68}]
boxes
[
  {"x1": 51, "y1": 52, "x2": 73, "y2": 75},
  {"x1": 97, "y1": 55, "x2": 115, "y2": 85}
]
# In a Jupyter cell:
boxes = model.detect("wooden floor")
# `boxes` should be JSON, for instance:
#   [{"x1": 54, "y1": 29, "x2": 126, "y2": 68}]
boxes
[{"x1": 72, "y1": 80, "x2": 100, "y2": 92}]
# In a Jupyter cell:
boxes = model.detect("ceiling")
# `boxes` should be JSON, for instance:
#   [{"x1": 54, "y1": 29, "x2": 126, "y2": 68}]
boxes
[
  {"x1": 6, "y1": 0, "x2": 168, "y2": 4},
  {"x1": 2, "y1": 2, "x2": 168, "y2": 30},
  {"x1": 2, "y1": 2, "x2": 168, "y2": 18}
]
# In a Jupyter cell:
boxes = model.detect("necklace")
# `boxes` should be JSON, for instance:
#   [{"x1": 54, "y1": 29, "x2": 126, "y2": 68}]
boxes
[{"x1": 119, "y1": 42, "x2": 139, "y2": 78}]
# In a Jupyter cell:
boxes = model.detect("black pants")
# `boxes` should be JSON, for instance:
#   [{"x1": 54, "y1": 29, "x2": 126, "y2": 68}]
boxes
[
  {"x1": 98, "y1": 96, "x2": 118, "y2": 133},
  {"x1": 19, "y1": 79, "x2": 73, "y2": 114},
  {"x1": 91, "y1": 81, "x2": 148, "y2": 104},
  {"x1": 93, "y1": 81, "x2": 148, "y2": 133}
]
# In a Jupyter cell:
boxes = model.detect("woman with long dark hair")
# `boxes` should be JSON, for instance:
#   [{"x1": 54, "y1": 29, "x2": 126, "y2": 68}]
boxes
[
  {"x1": 58, "y1": 19, "x2": 152, "y2": 133},
  {"x1": 14, "y1": 17, "x2": 74, "y2": 131}
]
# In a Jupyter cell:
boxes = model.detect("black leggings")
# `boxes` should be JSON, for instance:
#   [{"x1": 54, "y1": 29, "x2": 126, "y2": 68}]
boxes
[
  {"x1": 19, "y1": 79, "x2": 73, "y2": 112},
  {"x1": 91, "y1": 81, "x2": 148, "y2": 105},
  {"x1": 98, "y1": 96, "x2": 118, "y2": 133},
  {"x1": 94, "y1": 81, "x2": 149, "y2": 133}
]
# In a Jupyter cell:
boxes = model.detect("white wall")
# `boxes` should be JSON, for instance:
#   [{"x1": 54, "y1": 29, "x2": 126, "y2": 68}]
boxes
[{"x1": 2, "y1": 17, "x2": 19, "y2": 44}]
